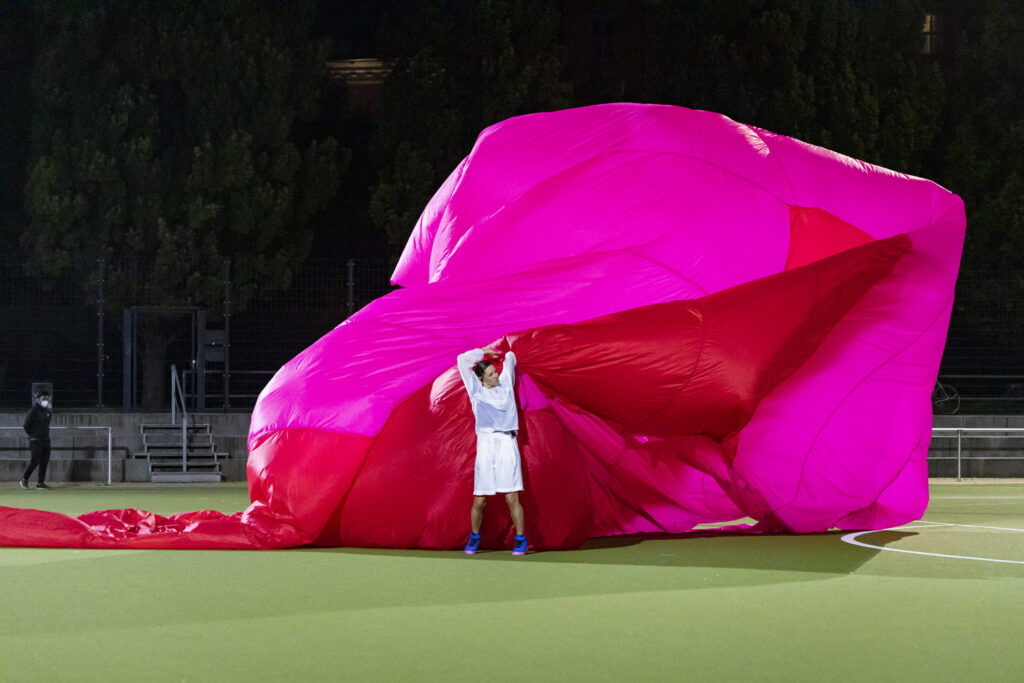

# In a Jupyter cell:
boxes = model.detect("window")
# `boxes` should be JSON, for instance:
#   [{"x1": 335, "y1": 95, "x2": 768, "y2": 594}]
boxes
[{"x1": 922, "y1": 13, "x2": 938, "y2": 55}]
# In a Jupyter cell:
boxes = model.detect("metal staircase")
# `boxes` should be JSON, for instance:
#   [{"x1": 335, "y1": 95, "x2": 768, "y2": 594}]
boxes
[{"x1": 138, "y1": 365, "x2": 226, "y2": 483}]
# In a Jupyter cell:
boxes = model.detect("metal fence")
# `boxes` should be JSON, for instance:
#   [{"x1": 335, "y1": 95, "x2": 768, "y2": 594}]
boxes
[
  {"x1": 221, "y1": 258, "x2": 394, "y2": 405},
  {"x1": 0, "y1": 258, "x2": 393, "y2": 411},
  {"x1": 0, "y1": 267, "x2": 107, "y2": 410},
  {"x1": 936, "y1": 270, "x2": 1024, "y2": 413},
  {"x1": 0, "y1": 264, "x2": 1020, "y2": 412}
]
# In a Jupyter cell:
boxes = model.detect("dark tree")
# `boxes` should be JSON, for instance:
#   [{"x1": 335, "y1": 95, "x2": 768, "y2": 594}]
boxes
[
  {"x1": 369, "y1": 0, "x2": 572, "y2": 254},
  {"x1": 938, "y1": 0, "x2": 1024, "y2": 356},
  {"x1": 649, "y1": 0, "x2": 942, "y2": 175},
  {"x1": 0, "y1": 0, "x2": 35, "y2": 268},
  {"x1": 23, "y1": 0, "x2": 343, "y2": 407}
]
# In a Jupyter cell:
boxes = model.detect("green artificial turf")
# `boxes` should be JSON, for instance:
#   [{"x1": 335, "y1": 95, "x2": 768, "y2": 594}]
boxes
[{"x1": 1, "y1": 481, "x2": 1022, "y2": 682}]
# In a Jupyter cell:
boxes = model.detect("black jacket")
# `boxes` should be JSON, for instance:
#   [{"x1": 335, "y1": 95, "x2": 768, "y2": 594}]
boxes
[{"x1": 23, "y1": 404, "x2": 51, "y2": 440}]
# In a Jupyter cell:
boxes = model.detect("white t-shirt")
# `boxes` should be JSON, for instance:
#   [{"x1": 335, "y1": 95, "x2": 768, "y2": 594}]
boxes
[{"x1": 457, "y1": 349, "x2": 519, "y2": 433}]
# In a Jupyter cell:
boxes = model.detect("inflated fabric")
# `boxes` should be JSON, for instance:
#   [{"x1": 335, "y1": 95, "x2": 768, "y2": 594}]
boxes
[{"x1": 0, "y1": 104, "x2": 964, "y2": 550}]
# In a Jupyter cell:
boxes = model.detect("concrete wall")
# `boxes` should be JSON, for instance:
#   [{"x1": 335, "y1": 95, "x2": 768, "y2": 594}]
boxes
[
  {"x1": 3, "y1": 412, "x2": 1022, "y2": 483},
  {"x1": 930, "y1": 415, "x2": 1024, "y2": 478},
  {"x1": 0, "y1": 411, "x2": 251, "y2": 482}
]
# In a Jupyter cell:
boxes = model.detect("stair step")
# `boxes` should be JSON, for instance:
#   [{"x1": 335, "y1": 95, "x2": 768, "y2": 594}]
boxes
[
  {"x1": 150, "y1": 464, "x2": 221, "y2": 472},
  {"x1": 138, "y1": 419, "x2": 227, "y2": 476},
  {"x1": 147, "y1": 454, "x2": 220, "y2": 463},
  {"x1": 142, "y1": 422, "x2": 211, "y2": 426},
  {"x1": 144, "y1": 438, "x2": 214, "y2": 444},
  {"x1": 142, "y1": 424, "x2": 211, "y2": 430},
  {"x1": 143, "y1": 429, "x2": 212, "y2": 435},
  {"x1": 132, "y1": 451, "x2": 229, "y2": 460},
  {"x1": 149, "y1": 459, "x2": 221, "y2": 468},
  {"x1": 150, "y1": 472, "x2": 222, "y2": 483}
]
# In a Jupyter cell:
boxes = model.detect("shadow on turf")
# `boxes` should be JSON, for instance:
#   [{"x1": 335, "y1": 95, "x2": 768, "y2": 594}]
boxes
[{"x1": 314, "y1": 528, "x2": 885, "y2": 576}]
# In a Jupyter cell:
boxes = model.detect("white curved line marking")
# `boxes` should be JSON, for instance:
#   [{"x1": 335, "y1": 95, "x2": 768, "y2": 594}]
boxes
[{"x1": 841, "y1": 521, "x2": 1024, "y2": 565}]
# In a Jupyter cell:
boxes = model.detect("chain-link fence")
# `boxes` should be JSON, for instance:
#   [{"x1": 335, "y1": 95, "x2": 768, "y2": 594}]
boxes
[
  {"x1": 943, "y1": 271, "x2": 1024, "y2": 372},
  {"x1": 936, "y1": 270, "x2": 1024, "y2": 413},
  {"x1": 0, "y1": 258, "x2": 394, "y2": 411},
  {"x1": 1, "y1": 263, "x2": 1021, "y2": 413},
  {"x1": 224, "y1": 258, "x2": 394, "y2": 406},
  {"x1": 0, "y1": 267, "x2": 106, "y2": 410}
]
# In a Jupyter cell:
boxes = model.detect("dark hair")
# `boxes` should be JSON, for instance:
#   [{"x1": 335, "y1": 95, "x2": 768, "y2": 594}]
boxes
[{"x1": 472, "y1": 359, "x2": 493, "y2": 380}]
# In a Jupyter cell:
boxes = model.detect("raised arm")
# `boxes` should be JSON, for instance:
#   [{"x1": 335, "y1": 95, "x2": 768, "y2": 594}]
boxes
[
  {"x1": 457, "y1": 349, "x2": 485, "y2": 394},
  {"x1": 499, "y1": 351, "x2": 516, "y2": 387}
]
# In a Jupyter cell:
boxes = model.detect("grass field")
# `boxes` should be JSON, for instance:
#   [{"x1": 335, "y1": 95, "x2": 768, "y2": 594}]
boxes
[{"x1": 1, "y1": 481, "x2": 1023, "y2": 682}]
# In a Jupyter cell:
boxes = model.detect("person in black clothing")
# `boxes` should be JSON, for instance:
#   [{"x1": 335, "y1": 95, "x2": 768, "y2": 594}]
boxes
[{"x1": 21, "y1": 391, "x2": 52, "y2": 489}]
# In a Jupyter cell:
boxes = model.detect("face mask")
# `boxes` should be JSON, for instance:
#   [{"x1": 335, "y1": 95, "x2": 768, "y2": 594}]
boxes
[{"x1": 40, "y1": 400, "x2": 49, "y2": 408}]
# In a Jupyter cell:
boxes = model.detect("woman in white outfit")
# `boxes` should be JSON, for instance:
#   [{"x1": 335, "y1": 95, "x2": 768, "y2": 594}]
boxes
[{"x1": 456, "y1": 347, "x2": 527, "y2": 555}]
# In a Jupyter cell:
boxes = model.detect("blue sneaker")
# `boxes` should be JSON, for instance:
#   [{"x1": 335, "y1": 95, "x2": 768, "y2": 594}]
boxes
[
  {"x1": 464, "y1": 532, "x2": 481, "y2": 554},
  {"x1": 512, "y1": 534, "x2": 528, "y2": 556}
]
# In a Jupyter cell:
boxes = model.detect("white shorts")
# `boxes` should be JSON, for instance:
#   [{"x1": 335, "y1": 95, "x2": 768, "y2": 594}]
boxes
[{"x1": 473, "y1": 431, "x2": 523, "y2": 496}]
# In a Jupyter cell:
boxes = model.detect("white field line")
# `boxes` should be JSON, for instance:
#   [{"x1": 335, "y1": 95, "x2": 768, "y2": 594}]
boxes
[
  {"x1": 933, "y1": 497, "x2": 1024, "y2": 501},
  {"x1": 840, "y1": 521, "x2": 1024, "y2": 565},
  {"x1": 918, "y1": 520, "x2": 1024, "y2": 532},
  {"x1": 929, "y1": 500, "x2": 1024, "y2": 507}
]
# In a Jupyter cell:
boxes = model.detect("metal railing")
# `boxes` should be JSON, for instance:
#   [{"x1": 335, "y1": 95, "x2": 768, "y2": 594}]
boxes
[
  {"x1": 170, "y1": 364, "x2": 189, "y2": 472},
  {"x1": 930, "y1": 427, "x2": 1024, "y2": 482},
  {"x1": 0, "y1": 426, "x2": 113, "y2": 485}
]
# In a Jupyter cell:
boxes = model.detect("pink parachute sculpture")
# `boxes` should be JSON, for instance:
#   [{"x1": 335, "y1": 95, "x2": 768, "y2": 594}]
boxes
[{"x1": 0, "y1": 103, "x2": 964, "y2": 550}]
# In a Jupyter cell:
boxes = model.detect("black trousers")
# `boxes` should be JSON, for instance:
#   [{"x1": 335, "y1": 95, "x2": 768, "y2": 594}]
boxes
[{"x1": 22, "y1": 438, "x2": 51, "y2": 483}]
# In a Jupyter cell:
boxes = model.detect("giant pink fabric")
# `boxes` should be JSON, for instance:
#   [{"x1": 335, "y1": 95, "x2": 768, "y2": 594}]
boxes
[
  {"x1": 246, "y1": 103, "x2": 963, "y2": 547},
  {"x1": 0, "y1": 103, "x2": 964, "y2": 550}
]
